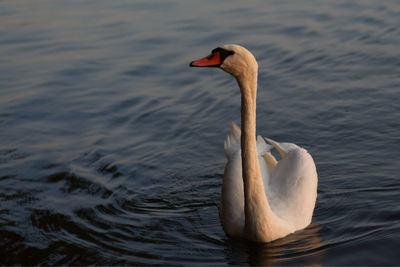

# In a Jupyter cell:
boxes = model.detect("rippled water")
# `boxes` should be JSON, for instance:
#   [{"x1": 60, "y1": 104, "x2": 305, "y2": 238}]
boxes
[{"x1": 1, "y1": 0, "x2": 400, "y2": 265}]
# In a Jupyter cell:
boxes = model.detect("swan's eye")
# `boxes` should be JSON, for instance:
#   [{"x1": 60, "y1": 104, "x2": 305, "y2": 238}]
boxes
[{"x1": 210, "y1": 47, "x2": 235, "y2": 65}]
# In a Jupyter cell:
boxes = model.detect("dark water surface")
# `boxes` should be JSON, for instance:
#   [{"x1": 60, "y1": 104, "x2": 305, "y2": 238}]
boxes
[{"x1": 1, "y1": 0, "x2": 400, "y2": 265}]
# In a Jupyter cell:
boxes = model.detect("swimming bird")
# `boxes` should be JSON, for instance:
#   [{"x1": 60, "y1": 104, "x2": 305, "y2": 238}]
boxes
[{"x1": 190, "y1": 44, "x2": 318, "y2": 242}]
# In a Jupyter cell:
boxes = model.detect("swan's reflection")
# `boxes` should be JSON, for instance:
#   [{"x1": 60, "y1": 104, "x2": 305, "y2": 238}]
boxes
[{"x1": 226, "y1": 224, "x2": 325, "y2": 266}]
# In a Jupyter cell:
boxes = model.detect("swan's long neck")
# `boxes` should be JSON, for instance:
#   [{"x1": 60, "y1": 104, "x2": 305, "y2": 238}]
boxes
[{"x1": 237, "y1": 71, "x2": 275, "y2": 241}]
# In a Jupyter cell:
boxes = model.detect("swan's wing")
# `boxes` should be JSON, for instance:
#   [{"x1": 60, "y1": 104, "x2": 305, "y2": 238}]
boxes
[
  {"x1": 263, "y1": 137, "x2": 318, "y2": 229},
  {"x1": 224, "y1": 122, "x2": 241, "y2": 159},
  {"x1": 264, "y1": 137, "x2": 301, "y2": 156},
  {"x1": 221, "y1": 122, "x2": 244, "y2": 236},
  {"x1": 256, "y1": 135, "x2": 272, "y2": 155},
  {"x1": 257, "y1": 136, "x2": 278, "y2": 173}
]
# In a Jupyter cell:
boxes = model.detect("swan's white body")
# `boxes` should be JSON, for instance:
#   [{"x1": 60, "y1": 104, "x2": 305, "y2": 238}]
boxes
[
  {"x1": 220, "y1": 122, "x2": 318, "y2": 241},
  {"x1": 190, "y1": 44, "x2": 318, "y2": 242}
]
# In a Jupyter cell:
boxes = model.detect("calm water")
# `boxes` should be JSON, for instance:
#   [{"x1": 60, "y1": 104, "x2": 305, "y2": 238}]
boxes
[{"x1": 1, "y1": 0, "x2": 400, "y2": 265}]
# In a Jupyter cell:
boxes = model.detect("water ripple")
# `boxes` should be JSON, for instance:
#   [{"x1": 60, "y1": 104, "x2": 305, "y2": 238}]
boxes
[{"x1": 1, "y1": 0, "x2": 400, "y2": 265}]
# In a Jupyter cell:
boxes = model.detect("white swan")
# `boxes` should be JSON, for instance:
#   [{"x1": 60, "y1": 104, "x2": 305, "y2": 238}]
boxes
[{"x1": 190, "y1": 44, "x2": 318, "y2": 242}]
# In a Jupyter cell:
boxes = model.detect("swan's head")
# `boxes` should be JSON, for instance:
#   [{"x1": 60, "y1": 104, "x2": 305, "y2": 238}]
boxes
[{"x1": 190, "y1": 44, "x2": 258, "y2": 78}]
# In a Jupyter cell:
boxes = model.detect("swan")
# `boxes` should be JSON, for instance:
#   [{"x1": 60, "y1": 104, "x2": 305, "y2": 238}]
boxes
[{"x1": 190, "y1": 44, "x2": 318, "y2": 242}]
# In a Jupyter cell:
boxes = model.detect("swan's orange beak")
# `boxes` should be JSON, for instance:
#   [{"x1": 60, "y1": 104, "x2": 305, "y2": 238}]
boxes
[{"x1": 190, "y1": 51, "x2": 221, "y2": 67}]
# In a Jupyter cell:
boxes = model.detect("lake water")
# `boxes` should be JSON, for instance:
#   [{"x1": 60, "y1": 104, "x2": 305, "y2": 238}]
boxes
[{"x1": 1, "y1": 0, "x2": 400, "y2": 265}]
